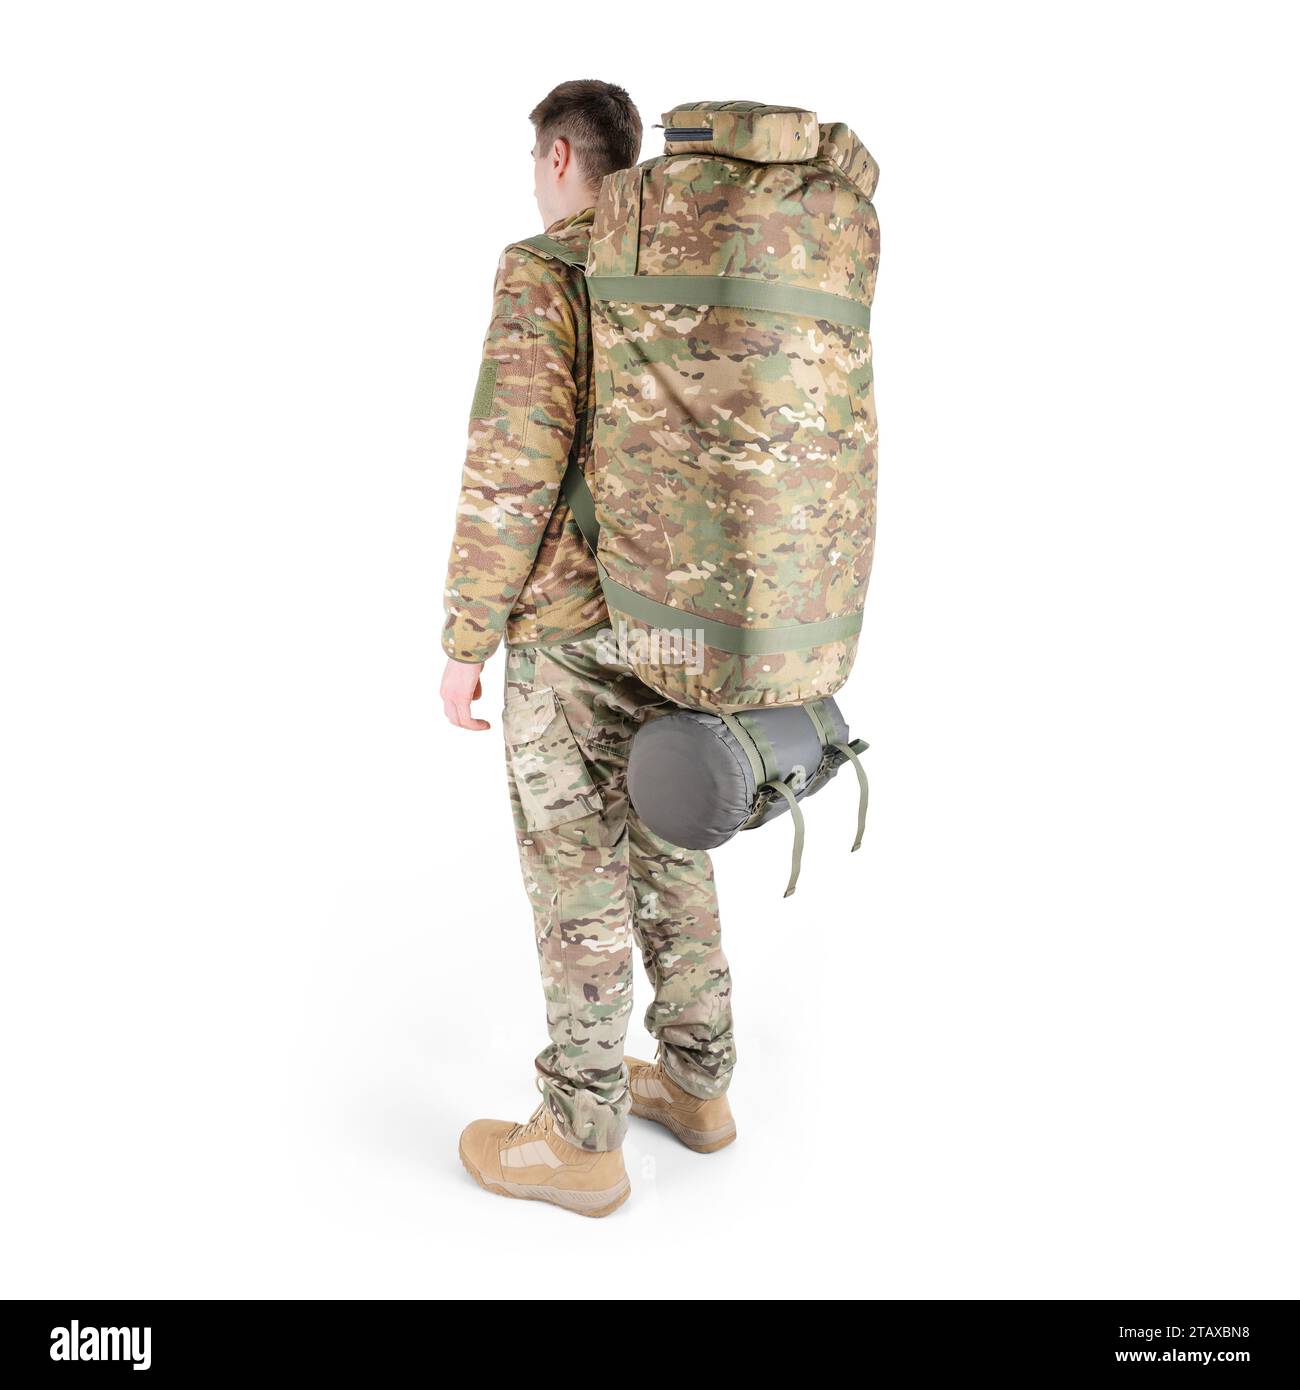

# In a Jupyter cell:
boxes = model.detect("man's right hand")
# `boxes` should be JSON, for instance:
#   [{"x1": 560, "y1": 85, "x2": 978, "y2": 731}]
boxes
[{"x1": 441, "y1": 657, "x2": 490, "y2": 731}]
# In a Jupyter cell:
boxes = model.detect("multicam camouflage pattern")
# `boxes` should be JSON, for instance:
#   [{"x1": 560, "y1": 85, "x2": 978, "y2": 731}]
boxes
[
  {"x1": 504, "y1": 630, "x2": 735, "y2": 1151},
  {"x1": 663, "y1": 100, "x2": 819, "y2": 163},
  {"x1": 815, "y1": 121, "x2": 881, "y2": 204},
  {"x1": 441, "y1": 209, "x2": 606, "y2": 662},
  {"x1": 503, "y1": 687, "x2": 603, "y2": 829},
  {"x1": 587, "y1": 103, "x2": 880, "y2": 710}
]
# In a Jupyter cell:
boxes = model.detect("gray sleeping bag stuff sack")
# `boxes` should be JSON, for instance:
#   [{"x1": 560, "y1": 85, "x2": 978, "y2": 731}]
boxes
[{"x1": 628, "y1": 698, "x2": 868, "y2": 898}]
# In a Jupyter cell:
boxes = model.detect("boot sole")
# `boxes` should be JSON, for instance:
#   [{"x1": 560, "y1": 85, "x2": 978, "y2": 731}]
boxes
[
  {"x1": 458, "y1": 1143, "x2": 630, "y2": 1218},
  {"x1": 629, "y1": 1101, "x2": 737, "y2": 1153}
]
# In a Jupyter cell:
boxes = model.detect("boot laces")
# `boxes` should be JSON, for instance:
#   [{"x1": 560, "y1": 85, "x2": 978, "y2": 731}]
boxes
[
  {"x1": 646, "y1": 1049, "x2": 672, "y2": 1090},
  {"x1": 504, "y1": 1087, "x2": 549, "y2": 1144},
  {"x1": 506, "y1": 1104, "x2": 546, "y2": 1143}
]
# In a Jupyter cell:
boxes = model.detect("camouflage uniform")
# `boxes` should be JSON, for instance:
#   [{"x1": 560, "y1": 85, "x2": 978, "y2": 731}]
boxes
[
  {"x1": 441, "y1": 209, "x2": 605, "y2": 661},
  {"x1": 442, "y1": 210, "x2": 735, "y2": 1151},
  {"x1": 506, "y1": 632, "x2": 734, "y2": 1151}
]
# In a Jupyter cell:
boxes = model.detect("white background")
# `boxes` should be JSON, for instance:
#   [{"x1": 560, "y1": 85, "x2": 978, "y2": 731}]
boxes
[{"x1": 2, "y1": 0, "x2": 1297, "y2": 1299}]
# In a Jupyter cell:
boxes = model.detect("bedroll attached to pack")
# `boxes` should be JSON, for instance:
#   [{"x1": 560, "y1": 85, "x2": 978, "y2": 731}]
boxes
[
  {"x1": 558, "y1": 100, "x2": 880, "y2": 714},
  {"x1": 628, "y1": 698, "x2": 868, "y2": 897}
]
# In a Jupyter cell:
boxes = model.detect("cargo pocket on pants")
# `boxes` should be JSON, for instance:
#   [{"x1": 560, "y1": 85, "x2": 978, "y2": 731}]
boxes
[{"x1": 505, "y1": 688, "x2": 602, "y2": 831}]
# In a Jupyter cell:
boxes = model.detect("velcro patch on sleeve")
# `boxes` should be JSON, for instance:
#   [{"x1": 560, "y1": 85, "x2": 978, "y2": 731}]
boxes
[{"x1": 469, "y1": 359, "x2": 498, "y2": 418}]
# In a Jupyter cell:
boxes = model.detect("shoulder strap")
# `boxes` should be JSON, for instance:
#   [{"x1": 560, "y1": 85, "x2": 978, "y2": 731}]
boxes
[
  {"x1": 518, "y1": 234, "x2": 589, "y2": 272},
  {"x1": 520, "y1": 236, "x2": 595, "y2": 569},
  {"x1": 561, "y1": 460, "x2": 601, "y2": 557}
]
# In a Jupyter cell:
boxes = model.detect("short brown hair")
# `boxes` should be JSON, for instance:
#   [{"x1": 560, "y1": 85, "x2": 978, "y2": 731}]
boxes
[{"x1": 529, "y1": 80, "x2": 642, "y2": 189}]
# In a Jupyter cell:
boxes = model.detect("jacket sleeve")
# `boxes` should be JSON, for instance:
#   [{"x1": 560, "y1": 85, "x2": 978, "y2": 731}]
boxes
[{"x1": 441, "y1": 247, "x2": 579, "y2": 663}]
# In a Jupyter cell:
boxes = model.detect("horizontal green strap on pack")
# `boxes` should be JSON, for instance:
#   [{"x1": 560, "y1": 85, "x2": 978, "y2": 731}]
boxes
[
  {"x1": 519, "y1": 234, "x2": 589, "y2": 271},
  {"x1": 587, "y1": 273, "x2": 870, "y2": 333},
  {"x1": 602, "y1": 577, "x2": 863, "y2": 655},
  {"x1": 561, "y1": 462, "x2": 862, "y2": 655}
]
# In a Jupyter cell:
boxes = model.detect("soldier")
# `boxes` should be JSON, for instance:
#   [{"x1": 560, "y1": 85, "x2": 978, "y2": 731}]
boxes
[{"x1": 441, "y1": 81, "x2": 736, "y2": 1217}]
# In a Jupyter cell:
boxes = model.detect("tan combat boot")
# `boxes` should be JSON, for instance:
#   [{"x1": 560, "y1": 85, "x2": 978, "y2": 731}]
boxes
[
  {"x1": 627, "y1": 1055, "x2": 736, "y2": 1153},
  {"x1": 458, "y1": 1104, "x2": 630, "y2": 1218}
]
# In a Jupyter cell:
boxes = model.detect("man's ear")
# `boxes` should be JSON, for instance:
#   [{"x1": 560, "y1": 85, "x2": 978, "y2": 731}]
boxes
[{"x1": 551, "y1": 136, "x2": 572, "y2": 179}]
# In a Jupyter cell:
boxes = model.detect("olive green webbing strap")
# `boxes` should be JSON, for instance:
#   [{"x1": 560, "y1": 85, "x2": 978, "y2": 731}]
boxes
[
  {"x1": 603, "y1": 576, "x2": 863, "y2": 655},
  {"x1": 719, "y1": 712, "x2": 767, "y2": 793},
  {"x1": 804, "y1": 699, "x2": 835, "y2": 749},
  {"x1": 561, "y1": 459, "x2": 602, "y2": 557},
  {"x1": 588, "y1": 273, "x2": 871, "y2": 334},
  {"x1": 560, "y1": 465, "x2": 863, "y2": 656},
  {"x1": 761, "y1": 778, "x2": 806, "y2": 898},
  {"x1": 520, "y1": 235, "x2": 589, "y2": 271},
  {"x1": 830, "y1": 738, "x2": 870, "y2": 852}
]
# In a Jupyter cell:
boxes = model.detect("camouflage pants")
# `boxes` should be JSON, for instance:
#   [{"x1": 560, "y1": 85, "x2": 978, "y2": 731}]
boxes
[{"x1": 503, "y1": 628, "x2": 735, "y2": 1152}]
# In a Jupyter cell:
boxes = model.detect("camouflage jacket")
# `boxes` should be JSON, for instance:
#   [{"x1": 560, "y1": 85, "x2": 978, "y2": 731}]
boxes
[{"x1": 441, "y1": 208, "x2": 605, "y2": 662}]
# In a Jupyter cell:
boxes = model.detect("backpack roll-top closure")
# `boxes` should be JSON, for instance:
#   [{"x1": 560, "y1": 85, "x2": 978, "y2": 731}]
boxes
[
  {"x1": 815, "y1": 122, "x2": 880, "y2": 200},
  {"x1": 662, "y1": 101, "x2": 819, "y2": 163}
]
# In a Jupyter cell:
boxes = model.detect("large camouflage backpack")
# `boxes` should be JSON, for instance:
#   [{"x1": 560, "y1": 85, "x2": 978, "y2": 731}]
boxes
[
  {"x1": 542, "y1": 100, "x2": 879, "y2": 713},
  {"x1": 525, "y1": 100, "x2": 879, "y2": 890}
]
